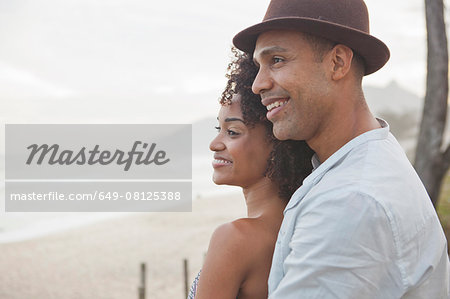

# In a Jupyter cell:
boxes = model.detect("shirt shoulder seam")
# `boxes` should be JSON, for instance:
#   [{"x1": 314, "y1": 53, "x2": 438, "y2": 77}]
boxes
[{"x1": 355, "y1": 190, "x2": 408, "y2": 292}]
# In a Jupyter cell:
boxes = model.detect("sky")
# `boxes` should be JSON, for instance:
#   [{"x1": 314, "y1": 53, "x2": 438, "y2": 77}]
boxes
[{"x1": 0, "y1": 0, "x2": 448, "y2": 125}]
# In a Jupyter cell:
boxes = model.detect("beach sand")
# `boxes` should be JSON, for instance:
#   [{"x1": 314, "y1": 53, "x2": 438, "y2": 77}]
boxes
[{"x1": 0, "y1": 192, "x2": 246, "y2": 299}]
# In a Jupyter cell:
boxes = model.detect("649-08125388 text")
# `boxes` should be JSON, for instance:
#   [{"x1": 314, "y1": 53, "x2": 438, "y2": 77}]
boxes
[{"x1": 9, "y1": 191, "x2": 182, "y2": 201}]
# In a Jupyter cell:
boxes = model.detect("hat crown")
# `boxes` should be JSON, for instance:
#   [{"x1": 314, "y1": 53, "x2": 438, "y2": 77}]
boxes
[
  {"x1": 232, "y1": 0, "x2": 389, "y2": 75},
  {"x1": 263, "y1": 0, "x2": 370, "y2": 34}
]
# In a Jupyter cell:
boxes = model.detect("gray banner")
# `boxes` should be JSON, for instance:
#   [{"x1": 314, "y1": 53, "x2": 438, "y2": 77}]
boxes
[{"x1": 5, "y1": 124, "x2": 192, "y2": 212}]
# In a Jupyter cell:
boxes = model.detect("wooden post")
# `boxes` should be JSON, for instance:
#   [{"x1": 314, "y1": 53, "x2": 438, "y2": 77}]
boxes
[
  {"x1": 184, "y1": 259, "x2": 189, "y2": 298},
  {"x1": 138, "y1": 263, "x2": 146, "y2": 299}
]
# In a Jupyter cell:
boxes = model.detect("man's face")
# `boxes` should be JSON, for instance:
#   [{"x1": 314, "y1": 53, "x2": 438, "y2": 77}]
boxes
[{"x1": 252, "y1": 30, "x2": 332, "y2": 142}]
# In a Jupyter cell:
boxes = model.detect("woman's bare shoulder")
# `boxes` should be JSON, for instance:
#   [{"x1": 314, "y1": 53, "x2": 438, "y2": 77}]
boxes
[
  {"x1": 208, "y1": 219, "x2": 256, "y2": 255},
  {"x1": 195, "y1": 219, "x2": 259, "y2": 298},
  {"x1": 214, "y1": 217, "x2": 268, "y2": 240},
  {"x1": 209, "y1": 218, "x2": 274, "y2": 264},
  {"x1": 195, "y1": 219, "x2": 271, "y2": 296}
]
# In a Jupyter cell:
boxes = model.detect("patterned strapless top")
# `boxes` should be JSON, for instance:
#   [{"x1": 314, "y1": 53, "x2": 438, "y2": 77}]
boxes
[
  {"x1": 187, "y1": 270, "x2": 238, "y2": 299},
  {"x1": 187, "y1": 270, "x2": 201, "y2": 299}
]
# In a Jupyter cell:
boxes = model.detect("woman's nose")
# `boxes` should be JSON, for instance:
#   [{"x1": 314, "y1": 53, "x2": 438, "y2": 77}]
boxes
[{"x1": 209, "y1": 134, "x2": 225, "y2": 152}]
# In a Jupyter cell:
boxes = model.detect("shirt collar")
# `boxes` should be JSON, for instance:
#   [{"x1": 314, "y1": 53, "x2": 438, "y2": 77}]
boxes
[
  {"x1": 286, "y1": 118, "x2": 390, "y2": 212},
  {"x1": 311, "y1": 118, "x2": 389, "y2": 171}
]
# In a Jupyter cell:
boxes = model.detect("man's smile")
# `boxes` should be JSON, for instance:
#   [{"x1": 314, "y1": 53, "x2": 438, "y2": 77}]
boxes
[{"x1": 263, "y1": 97, "x2": 290, "y2": 120}]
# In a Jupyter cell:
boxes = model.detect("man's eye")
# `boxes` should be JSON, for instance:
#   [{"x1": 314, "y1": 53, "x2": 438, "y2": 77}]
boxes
[
  {"x1": 273, "y1": 57, "x2": 284, "y2": 63},
  {"x1": 215, "y1": 126, "x2": 221, "y2": 132}
]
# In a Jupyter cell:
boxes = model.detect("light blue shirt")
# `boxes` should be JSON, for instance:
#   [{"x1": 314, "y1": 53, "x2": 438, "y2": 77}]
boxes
[{"x1": 268, "y1": 120, "x2": 449, "y2": 298}]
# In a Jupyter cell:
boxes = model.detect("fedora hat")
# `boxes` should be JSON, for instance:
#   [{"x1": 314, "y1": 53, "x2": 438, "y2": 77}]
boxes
[{"x1": 233, "y1": 0, "x2": 389, "y2": 75}]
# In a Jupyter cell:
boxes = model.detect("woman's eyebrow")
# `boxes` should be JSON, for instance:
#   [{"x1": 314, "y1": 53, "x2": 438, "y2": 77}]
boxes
[{"x1": 225, "y1": 117, "x2": 245, "y2": 123}]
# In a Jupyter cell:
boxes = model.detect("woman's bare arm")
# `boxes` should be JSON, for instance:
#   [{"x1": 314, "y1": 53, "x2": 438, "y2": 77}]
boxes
[{"x1": 195, "y1": 221, "x2": 253, "y2": 299}]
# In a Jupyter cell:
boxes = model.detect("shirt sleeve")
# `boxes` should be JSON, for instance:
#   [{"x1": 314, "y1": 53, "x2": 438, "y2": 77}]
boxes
[{"x1": 270, "y1": 191, "x2": 404, "y2": 299}]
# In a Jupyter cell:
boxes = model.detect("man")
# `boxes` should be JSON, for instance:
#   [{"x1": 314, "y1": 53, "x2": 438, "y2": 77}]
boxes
[{"x1": 232, "y1": 0, "x2": 450, "y2": 298}]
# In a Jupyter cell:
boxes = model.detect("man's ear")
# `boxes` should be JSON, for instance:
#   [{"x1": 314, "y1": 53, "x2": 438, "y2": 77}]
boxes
[{"x1": 329, "y1": 44, "x2": 354, "y2": 81}]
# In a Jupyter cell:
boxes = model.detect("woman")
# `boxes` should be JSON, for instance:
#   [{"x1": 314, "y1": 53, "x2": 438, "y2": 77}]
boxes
[{"x1": 189, "y1": 49, "x2": 314, "y2": 299}]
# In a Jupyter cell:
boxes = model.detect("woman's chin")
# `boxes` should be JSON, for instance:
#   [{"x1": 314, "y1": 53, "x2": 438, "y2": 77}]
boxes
[
  {"x1": 212, "y1": 177, "x2": 225, "y2": 185},
  {"x1": 212, "y1": 175, "x2": 233, "y2": 186}
]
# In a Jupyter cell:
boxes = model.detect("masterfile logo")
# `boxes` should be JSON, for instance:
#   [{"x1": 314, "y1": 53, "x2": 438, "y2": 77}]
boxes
[{"x1": 26, "y1": 141, "x2": 170, "y2": 171}]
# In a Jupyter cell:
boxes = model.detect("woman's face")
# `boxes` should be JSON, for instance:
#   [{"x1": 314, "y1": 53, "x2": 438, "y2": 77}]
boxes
[{"x1": 209, "y1": 96, "x2": 273, "y2": 188}]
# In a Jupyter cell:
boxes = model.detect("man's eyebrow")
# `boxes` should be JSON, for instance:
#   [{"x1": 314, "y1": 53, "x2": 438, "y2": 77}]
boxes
[{"x1": 253, "y1": 46, "x2": 288, "y2": 63}]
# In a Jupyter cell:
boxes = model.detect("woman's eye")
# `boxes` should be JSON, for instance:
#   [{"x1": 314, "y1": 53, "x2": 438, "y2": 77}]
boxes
[
  {"x1": 227, "y1": 129, "x2": 239, "y2": 136},
  {"x1": 215, "y1": 126, "x2": 220, "y2": 132}
]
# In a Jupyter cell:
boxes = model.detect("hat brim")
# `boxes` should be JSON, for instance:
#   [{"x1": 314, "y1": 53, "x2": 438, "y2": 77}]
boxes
[{"x1": 233, "y1": 17, "x2": 390, "y2": 75}]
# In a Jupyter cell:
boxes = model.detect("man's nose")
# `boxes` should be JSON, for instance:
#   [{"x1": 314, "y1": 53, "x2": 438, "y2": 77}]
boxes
[{"x1": 252, "y1": 66, "x2": 273, "y2": 95}]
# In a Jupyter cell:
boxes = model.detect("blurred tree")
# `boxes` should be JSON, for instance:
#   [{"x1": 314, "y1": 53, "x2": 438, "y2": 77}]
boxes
[{"x1": 415, "y1": 0, "x2": 450, "y2": 207}]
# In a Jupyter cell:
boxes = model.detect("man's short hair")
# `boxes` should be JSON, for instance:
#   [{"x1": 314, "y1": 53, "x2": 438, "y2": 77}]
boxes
[{"x1": 302, "y1": 33, "x2": 366, "y2": 79}]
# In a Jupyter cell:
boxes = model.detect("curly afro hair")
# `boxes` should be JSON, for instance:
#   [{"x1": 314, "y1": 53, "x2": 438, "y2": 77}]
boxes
[{"x1": 220, "y1": 48, "x2": 314, "y2": 200}]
